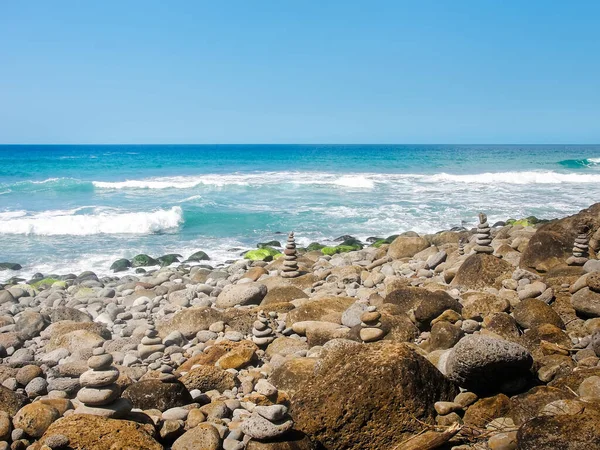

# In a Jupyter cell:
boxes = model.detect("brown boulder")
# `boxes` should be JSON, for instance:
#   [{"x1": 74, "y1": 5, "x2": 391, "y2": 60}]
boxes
[
  {"x1": 270, "y1": 358, "x2": 318, "y2": 396},
  {"x1": 286, "y1": 297, "x2": 355, "y2": 326},
  {"x1": 180, "y1": 365, "x2": 236, "y2": 392},
  {"x1": 289, "y1": 342, "x2": 458, "y2": 450},
  {"x1": 384, "y1": 288, "x2": 461, "y2": 325},
  {"x1": 520, "y1": 231, "x2": 572, "y2": 273},
  {"x1": 513, "y1": 298, "x2": 565, "y2": 329},
  {"x1": 387, "y1": 236, "x2": 430, "y2": 259},
  {"x1": 461, "y1": 292, "x2": 510, "y2": 320},
  {"x1": 451, "y1": 254, "x2": 513, "y2": 289},
  {"x1": 463, "y1": 394, "x2": 511, "y2": 428},
  {"x1": 156, "y1": 306, "x2": 224, "y2": 338},
  {"x1": 33, "y1": 414, "x2": 161, "y2": 450},
  {"x1": 12, "y1": 403, "x2": 60, "y2": 438},
  {"x1": 0, "y1": 385, "x2": 27, "y2": 416},
  {"x1": 261, "y1": 286, "x2": 308, "y2": 306}
]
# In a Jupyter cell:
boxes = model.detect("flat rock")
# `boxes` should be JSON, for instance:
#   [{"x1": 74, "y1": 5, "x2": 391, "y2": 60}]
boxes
[{"x1": 215, "y1": 282, "x2": 267, "y2": 308}]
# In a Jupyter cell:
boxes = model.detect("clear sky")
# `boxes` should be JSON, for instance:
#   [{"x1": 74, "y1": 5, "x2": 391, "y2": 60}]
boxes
[{"x1": 1, "y1": 1, "x2": 599, "y2": 144}]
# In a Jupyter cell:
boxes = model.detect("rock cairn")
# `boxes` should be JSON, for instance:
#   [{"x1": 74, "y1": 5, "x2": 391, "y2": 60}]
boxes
[
  {"x1": 75, "y1": 347, "x2": 132, "y2": 418},
  {"x1": 138, "y1": 324, "x2": 165, "y2": 360},
  {"x1": 473, "y1": 213, "x2": 494, "y2": 254},
  {"x1": 359, "y1": 305, "x2": 385, "y2": 342},
  {"x1": 458, "y1": 238, "x2": 466, "y2": 256},
  {"x1": 567, "y1": 224, "x2": 590, "y2": 266},
  {"x1": 252, "y1": 310, "x2": 276, "y2": 347},
  {"x1": 280, "y1": 232, "x2": 300, "y2": 278}
]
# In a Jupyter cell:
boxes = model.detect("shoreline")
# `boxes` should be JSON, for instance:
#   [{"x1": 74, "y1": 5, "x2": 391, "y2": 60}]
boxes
[{"x1": 0, "y1": 204, "x2": 598, "y2": 448}]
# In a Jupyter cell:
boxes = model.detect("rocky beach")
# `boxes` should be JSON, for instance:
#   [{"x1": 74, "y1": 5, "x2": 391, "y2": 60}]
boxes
[{"x1": 0, "y1": 204, "x2": 599, "y2": 449}]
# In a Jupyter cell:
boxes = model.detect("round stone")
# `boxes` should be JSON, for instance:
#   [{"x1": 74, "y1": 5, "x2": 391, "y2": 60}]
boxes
[
  {"x1": 253, "y1": 321, "x2": 267, "y2": 331},
  {"x1": 360, "y1": 327, "x2": 385, "y2": 342},
  {"x1": 141, "y1": 336, "x2": 162, "y2": 345},
  {"x1": 92, "y1": 347, "x2": 106, "y2": 356},
  {"x1": 360, "y1": 311, "x2": 381, "y2": 324},
  {"x1": 80, "y1": 368, "x2": 120, "y2": 387},
  {"x1": 76, "y1": 384, "x2": 120, "y2": 406},
  {"x1": 87, "y1": 354, "x2": 113, "y2": 370}
]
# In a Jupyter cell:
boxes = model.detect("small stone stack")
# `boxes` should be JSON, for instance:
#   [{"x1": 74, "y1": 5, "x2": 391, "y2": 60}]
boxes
[
  {"x1": 252, "y1": 310, "x2": 276, "y2": 347},
  {"x1": 458, "y1": 238, "x2": 466, "y2": 256},
  {"x1": 241, "y1": 403, "x2": 294, "y2": 441},
  {"x1": 75, "y1": 347, "x2": 132, "y2": 418},
  {"x1": 474, "y1": 213, "x2": 494, "y2": 254},
  {"x1": 138, "y1": 324, "x2": 165, "y2": 360},
  {"x1": 359, "y1": 306, "x2": 385, "y2": 342},
  {"x1": 280, "y1": 232, "x2": 300, "y2": 278},
  {"x1": 568, "y1": 224, "x2": 590, "y2": 266}
]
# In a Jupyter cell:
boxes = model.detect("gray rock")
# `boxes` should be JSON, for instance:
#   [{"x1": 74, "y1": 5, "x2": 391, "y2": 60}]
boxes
[
  {"x1": 25, "y1": 377, "x2": 48, "y2": 398},
  {"x1": 14, "y1": 311, "x2": 47, "y2": 340},
  {"x1": 445, "y1": 335, "x2": 533, "y2": 393},
  {"x1": 240, "y1": 412, "x2": 293, "y2": 439},
  {"x1": 426, "y1": 251, "x2": 447, "y2": 269},
  {"x1": 341, "y1": 302, "x2": 368, "y2": 328},
  {"x1": 214, "y1": 282, "x2": 267, "y2": 308},
  {"x1": 254, "y1": 404, "x2": 287, "y2": 421},
  {"x1": 47, "y1": 307, "x2": 91, "y2": 323},
  {"x1": 572, "y1": 287, "x2": 600, "y2": 317},
  {"x1": 584, "y1": 259, "x2": 600, "y2": 273}
]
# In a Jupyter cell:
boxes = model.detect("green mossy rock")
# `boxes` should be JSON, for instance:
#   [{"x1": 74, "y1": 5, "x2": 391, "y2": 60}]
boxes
[
  {"x1": 245, "y1": 247, "x2": 282, "y2": 261},
  {"x1": 321, "y1": 245, "x2": 360, "y2": 256},
  {"x1": 372, "y1": 239, "x2": 388, "y2": 248},
  {"x1": 339, "y1": 237, "x2": 363, "y2": 249},
  {"x1": 187, "y1": 251, "x2": 210, "y2": 262},
  {"x1": 0, "y1": 263, "x2": 22, "y2": 271},
  {"x1": 30, "y1": 278, "x2": 62, "y2": 289},
  {"x1": 131, "y1": 254, "x2": 159, "y2": 268},
  {"x1": 110, "y1": 258, "x2": 131, "y2": 272},
  {"x1": 307, "y1": 242, "x2": 325, "y2": 252},
  {"x1": 257, "y1": 240, "x2": 281, "y2": 248},
  {"x1": 158, "y1": 254, "x2": 182, "y2": 267}
]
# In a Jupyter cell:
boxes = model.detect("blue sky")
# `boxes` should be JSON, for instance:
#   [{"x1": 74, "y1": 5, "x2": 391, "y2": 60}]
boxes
[{"x1": 1, "y1": 1, "x2": 599, "y2": 144}]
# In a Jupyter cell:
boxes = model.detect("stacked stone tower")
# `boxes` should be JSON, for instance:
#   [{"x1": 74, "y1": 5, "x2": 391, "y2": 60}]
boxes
[
  {"x1": 75, "y1": 347, "x2": 132, "y2": 418},
  {"x1": 567, "y1": 224, "x2": 590, "y2": 266},
  {"x1": 474, "y1": 213, "x2": 494, "y2": 254},
  {"x1": 280, "y1": 232, "x2": 300, "y2": 278}
]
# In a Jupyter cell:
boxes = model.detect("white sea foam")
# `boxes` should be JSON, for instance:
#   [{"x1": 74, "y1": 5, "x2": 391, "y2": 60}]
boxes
[
  {"x1": 177, "y1": 195, "x2": 203, "y2": 203},
  {"x1": 332, "y1": 175, "x2": 376, "y2": 189},
  {"x1": 426, "y1": 171, "x2": 600, "y2": 184},
  {"x1": 0, "y1": 206, "x2": 183, "y2": 236}
]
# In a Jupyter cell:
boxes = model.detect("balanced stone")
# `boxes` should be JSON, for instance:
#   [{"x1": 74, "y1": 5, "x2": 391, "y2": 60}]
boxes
[
  {"x1": 359, "y1": 306, "x2": 385, "y2": 342},
  {"x1": 74, "y1": 350, "x2": 132, "y2": 418},
  {"x1": 458, "y1": 238, "x2": 466, "y2": 256},
  {"x1": 474, "y1": 213, "x2": 494, "y2": 254},
  {"x1": 280, "y1": 232, "x2": 300, "y2": 278},
  {"x1": 252, "y1": 311, "x2": 276, "y2": 346},
  {"x1": 567, "y1": 224, "x2": 590, "y2": 266}
]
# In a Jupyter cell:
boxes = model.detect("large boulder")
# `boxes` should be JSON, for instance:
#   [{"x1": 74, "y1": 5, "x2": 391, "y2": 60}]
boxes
[
  {"x1": 384, "y1": 287, "x2": 461, "y2": 321},
  {"x1": 171, "y1": 423, "x2": 221, "y2": 450},
  {"x1": 15, "y1": 311, "x2": 47, "y2": 340},
  {"x1": 445, "y1": 335, "x2": 533, "y2": 393},
  {"x1": 451, "y1": 254, "x2": 513, "y2": 290},
  {"x1": 122, "y1": 380, "x2": 192, "y2": 411},
  {"x1": 286, "y1": 297, "x2": 355, "y2": 326},
  {"x1": 33, "y1": 414, "x2": 162, "y2": 450},
  {"x1": 0, "y1": 386, "x2": 27, "y2": 416},
  {"x1": 261, "y1": 286, "x2": 308, "y2": 305},
  {"x1": 387, "y1": 236, "x2": 430, "y2": 259},
  {"x1": 156, "y1": 306, "x2": 224, "y2": 338},
  {"x1": 571, "y1": 287, "x2": 600, "y2": 317},
  {"x1": 180, "y1": 365, "x2": 236, "y2": 392},
  {"x1": 12, "y1": 403, "x2": 60, "y2": 438},
  {"x1": 520, "y1": 202, "x2": 600, "y2": 273},
  {"x1": 215, "y1": 282, "x2": 267, "y2": 309},
  {"x1": 513, "y1": 298, "x2": 565, "y2": 329},
  {"x1": 289, "y1": 342, "x2": 458, "y2": 450}
]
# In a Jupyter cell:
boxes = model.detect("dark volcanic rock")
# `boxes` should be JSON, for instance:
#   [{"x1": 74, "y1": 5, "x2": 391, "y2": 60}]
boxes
[
  {"x1": 445, "y1": 335, "x2": 533, "y2": 394},
  {"x1": 122, "y1": 380, "x2": 192, "y2": 411}
]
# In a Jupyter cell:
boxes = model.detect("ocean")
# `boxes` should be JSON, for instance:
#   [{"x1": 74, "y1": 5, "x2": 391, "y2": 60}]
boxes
[{"x1": 1, "y1": 144, "x2": 600, "y2": 281}]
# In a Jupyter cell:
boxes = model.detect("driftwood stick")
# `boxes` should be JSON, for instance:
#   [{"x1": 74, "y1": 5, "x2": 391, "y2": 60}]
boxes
[
  {"x1": 392, "y1": 423, "x2": 463, "y2": 450},
  {"x1": 366, "y1": 256, "x2": 392, "y2": 271}
]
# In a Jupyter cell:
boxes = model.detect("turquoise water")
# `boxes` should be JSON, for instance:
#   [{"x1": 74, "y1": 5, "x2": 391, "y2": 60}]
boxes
[{"x1": 1, "y1": 144, "x2": 600, "y2": 280}]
